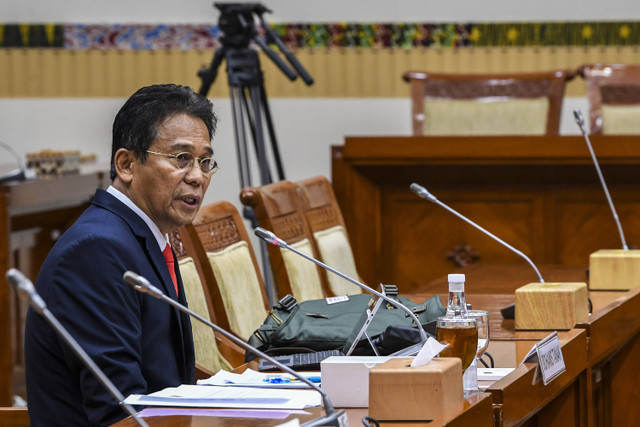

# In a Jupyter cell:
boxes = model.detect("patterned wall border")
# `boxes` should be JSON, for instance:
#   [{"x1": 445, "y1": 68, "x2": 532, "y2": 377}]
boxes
[{"x1": 1, "y1": 21, "x2": 639, "y2": 49}]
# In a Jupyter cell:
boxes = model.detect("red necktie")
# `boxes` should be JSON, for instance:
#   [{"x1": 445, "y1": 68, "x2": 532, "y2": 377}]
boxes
[{"x1": 162, "y1": 244, "x2": 179, "y2": 296}]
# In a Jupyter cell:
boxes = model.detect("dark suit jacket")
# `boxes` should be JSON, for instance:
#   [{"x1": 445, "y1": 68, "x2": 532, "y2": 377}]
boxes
[{"x1": 25, "y1": 189, "x2": 195, "y2": 427}]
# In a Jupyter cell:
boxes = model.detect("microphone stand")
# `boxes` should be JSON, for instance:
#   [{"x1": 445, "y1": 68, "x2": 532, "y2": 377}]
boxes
[
  {"x1": 5, "y1": 269, "x2": 148, "y2": 427},
  {"x1": 410, "y1": 183, "x2": 545, "y2": 283},
  {"x1": 573, "y1": 108, "x2": 629, "y2": 250},
  {"x1": 253, "y1": 227, "x2": 429, "y2": 354},
  {"x1": 122, "y1": 271, "x2": 347, "y2": 427}
]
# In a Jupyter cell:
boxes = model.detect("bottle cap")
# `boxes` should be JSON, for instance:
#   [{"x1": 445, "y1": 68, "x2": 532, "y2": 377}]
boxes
[{"x1": 448, "y1": 273, "x2": 465, "y2": 283}]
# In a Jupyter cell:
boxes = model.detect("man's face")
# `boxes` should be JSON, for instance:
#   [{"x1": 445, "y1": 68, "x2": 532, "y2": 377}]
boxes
[{"x1": 128, "y1": 113, "x2": 213, "y2": 234}]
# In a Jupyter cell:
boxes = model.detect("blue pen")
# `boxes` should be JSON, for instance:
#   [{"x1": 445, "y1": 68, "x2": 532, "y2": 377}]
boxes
[{"x1": 263, "y1": 376, "x2": 321, "y2": 383}]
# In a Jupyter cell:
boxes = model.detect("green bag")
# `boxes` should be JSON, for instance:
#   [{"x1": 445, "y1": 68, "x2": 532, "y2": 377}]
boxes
[{"x1": 246, "y1": 293, "x2": 445, "y2": 361}]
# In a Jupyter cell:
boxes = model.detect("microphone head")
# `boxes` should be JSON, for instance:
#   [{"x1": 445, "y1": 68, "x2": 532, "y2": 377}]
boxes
[
  {"x1": 123, "y1": 271, "x2": 163, "y2": 298},
  {"x1": 410, "y1": 183, "x2": 437, "y2": 202},
  {"x1": 254, "y1": 227, "x2": 285, "y2": 247},
  {"x1": 6, "y1": 268, "x2": 35, "y2": 298}
]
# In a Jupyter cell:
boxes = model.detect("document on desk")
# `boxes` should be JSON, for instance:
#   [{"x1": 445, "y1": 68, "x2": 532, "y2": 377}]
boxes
[
  {"x1": 123, "y1": 384, "x2": 322, "y2": 409},
  {"x1": 197, "y1": 369, "x2": 321, "y2": 389}
]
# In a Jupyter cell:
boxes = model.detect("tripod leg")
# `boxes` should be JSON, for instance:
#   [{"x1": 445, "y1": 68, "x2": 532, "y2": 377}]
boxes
[
  {"x1": 247, "y1": 85, "x2": 272, "y2": 186},
  {"x1": 259, "y1": 85, "x2": 286, "y2": 181},
  {"x1": 231, "y1": 84, "x2": 278, "y2": 305},
  {"x1": 229, "y1": 86, "x2": 252, "y2": 189}
]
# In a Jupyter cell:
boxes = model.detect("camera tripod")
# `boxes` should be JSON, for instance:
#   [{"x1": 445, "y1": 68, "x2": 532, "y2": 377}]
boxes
[{"x1": 197, "y1": 2, "x2": 313, "y2": 304}]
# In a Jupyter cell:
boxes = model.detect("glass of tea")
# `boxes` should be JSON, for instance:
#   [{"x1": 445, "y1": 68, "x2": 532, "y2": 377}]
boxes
[
  {"x1": 462, "y1": 310, "x2": 491, "y2": 396},
  {"x1": 436, "y1": 315, "x2": 478, "y2": 371}
]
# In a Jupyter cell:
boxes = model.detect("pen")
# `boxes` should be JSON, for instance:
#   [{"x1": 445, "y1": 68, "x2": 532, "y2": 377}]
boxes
[{"x1": 263, "y1": 376, "x2": 321, "y2": 383}]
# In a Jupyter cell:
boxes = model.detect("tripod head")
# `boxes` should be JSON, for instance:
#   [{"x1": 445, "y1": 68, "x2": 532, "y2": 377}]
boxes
[
  {"x1": 215, "y1": 3, "x2": 269, "y2": 49},
  {"x1": 198, "y1": 2, "x2": 313, "y2": 97}
]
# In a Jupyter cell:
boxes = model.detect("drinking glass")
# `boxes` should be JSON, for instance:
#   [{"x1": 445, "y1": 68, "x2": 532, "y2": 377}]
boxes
[
  {"x1": 435, "y1": 316, "x2": 478, "y2": 371},
  {"x1": 462, "y1": 310, "x2": 491, "y2": 396}
]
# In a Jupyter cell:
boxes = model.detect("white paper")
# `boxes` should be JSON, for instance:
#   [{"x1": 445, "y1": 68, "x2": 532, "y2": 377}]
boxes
[
  {"x1": 410, "y1": 337, "x2": 449, "y2": 367},
  {"x1": 477, "y1": 367, "x2": 515, "y2": 381},
  {"x1": 123, "y1": 384, "x2": 322, "y2": 409},
  {"x1": 197, "y1": 369, "x2": 321, "y2": 389}
]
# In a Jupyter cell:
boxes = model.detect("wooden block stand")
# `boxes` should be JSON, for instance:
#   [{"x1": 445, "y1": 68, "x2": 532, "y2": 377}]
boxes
[
  {"x1": 369, "y1": 357, "x2": 463, "y2": 421},
  {"x1": 515, "y1": 282, "x2": 589, "y2": 330}
]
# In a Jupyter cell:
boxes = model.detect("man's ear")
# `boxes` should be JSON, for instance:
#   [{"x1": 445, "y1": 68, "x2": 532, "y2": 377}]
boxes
[{"x1": 113, "y1": 148, "x2": 136, "y2": 183}]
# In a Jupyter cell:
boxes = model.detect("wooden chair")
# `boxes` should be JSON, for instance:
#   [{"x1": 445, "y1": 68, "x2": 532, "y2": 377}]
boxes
[
  {"x1": 188, "y1": 201, "x2": 270, "y2": 343},
  {"x1": 403, "y1": 69, "x2": 575, "y2": 136},
  {"x1": 240, "y1": 180, "x2": 328, "y2": 301},
  {"x1": 578, "y1": 63, "x2": 640, "y2": 134},
  {"x1": 296, "y1": 175, "x2": 363, "y2": 296},
  {"x1": 168, "y1": 228, "x2": 245, "y2": 378}
]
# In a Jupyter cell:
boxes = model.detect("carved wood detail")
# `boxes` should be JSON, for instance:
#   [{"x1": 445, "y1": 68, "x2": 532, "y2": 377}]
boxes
[
  {"x1": 270, "y1": 212, "x2": 306, "y2": 243},
  {"x1": 425, "y1": 79, "x2": 553, "y2": 99},
  {"x1": 446, "y1": 244, "x2": 481, "y2": 268},
  {"x1": 305, "y1": 205, "x2": 339, "y2": 231},
  {"x1": 193, "y1": 216, "x2": 241, "y2": 253},
  {"x1": 601, "y1": 85, "x2": 640, "y2": 104}
]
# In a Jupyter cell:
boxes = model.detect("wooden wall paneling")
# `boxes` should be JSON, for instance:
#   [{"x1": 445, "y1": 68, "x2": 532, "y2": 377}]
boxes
[{"x1": 380, "y1": 189, "x2": 544, "y2": 290}]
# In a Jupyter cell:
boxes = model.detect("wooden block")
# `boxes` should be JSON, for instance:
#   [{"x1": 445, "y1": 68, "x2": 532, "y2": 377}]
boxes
[
  {"x1": 589, "y1": 249, "x2": 640, "y2": 290},
  {"x1": 369, "y1": 357, "x2": 462, "y2": 421},
  {"x1": 515, "y1": 282, "x2": 589, "y2": 330}
]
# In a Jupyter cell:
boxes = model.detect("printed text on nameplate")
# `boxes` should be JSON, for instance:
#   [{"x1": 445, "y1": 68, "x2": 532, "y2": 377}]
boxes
[{"x1": 536, "y1": 332, "x2": 566, "y2": 385}]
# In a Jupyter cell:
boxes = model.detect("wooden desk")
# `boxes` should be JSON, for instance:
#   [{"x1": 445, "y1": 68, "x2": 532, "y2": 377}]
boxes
[
  {"x1": 576, "y1": 286, "x2": 640, "y2": 426},
  {"x1": 0, "y1": 169, "x2": 107, "y2": 405},
  {"x1": 332, "y1": 135, "x2": 640, "y2": 293},
  {"x1": 112, "y1": 392, "x2": 495, "y2": 427},
  {"x1": 417, "y1": 264, "x2": 640, "y2": 427}
]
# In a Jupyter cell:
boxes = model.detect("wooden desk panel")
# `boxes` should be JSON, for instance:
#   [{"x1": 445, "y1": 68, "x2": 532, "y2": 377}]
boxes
[
  {"x1": 0, "y1": 170, "x2": 107, "y2": 405},
  {"x1": 488, "y1": 329, "x2": 588, "y2": 427},
  {"x1": 332, "y1": 136, "x2": 640, "y2": 293},
  {"x1": 112, "y1": 393, "x2": 495, "y2": 427}
]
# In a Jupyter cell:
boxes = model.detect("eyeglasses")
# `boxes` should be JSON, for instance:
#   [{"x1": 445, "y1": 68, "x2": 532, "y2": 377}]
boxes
[{"x1": 146, "y1": 150, "x2": 219, "y2": 175}]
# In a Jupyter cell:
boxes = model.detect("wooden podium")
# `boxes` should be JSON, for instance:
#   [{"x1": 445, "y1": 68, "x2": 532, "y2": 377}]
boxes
[
  {"x1": 332, "y1": 135, "x2": 640, "y2": 293},
  {"x1": 0, "y1": 168, "x2": 108, "y2": 405}
]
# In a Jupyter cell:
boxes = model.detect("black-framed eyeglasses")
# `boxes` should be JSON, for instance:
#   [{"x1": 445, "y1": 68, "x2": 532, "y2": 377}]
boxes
[{"x1": 146, "y1": 150, "x2": 219, "y2": 175}]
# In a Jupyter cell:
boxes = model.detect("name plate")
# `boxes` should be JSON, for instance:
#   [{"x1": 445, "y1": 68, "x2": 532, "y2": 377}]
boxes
[
  {"x1": 326, "y1": 295, "x2": 349, "y2": 305},
  {"x1": 521, "y1": 331, "x2": 566, "y2": 385}
]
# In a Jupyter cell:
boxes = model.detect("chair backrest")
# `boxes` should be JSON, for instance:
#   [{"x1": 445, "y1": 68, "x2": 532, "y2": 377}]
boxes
[
  {"x1": 240, "y1": 180, "x2": 328, "y2": 301},
  {"x1": 579, "y1": 63, "x2": 640, "y2": 135},
  {"x1": 168, "y1": 228, "x2": 234, "y2": 376},
  {"x1": 403, "y1": 69, "x2": 574, "y2": 136},
  {"x1": 189, "y1": 201, "x2": 269, "y2": 341},
  {"x1": 296, "y1": 175, "x2": 363, "y2": 296}
]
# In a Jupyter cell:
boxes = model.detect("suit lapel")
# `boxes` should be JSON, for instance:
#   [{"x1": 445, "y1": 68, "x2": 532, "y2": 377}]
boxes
[{"x1": 93, "y1": 189, "x2": 194, "y2": 381}]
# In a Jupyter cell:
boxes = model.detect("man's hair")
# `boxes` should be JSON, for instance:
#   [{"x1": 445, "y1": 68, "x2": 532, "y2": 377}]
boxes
[{"x1": 110, "y1": 84, "x2": 217, "y2": 180}]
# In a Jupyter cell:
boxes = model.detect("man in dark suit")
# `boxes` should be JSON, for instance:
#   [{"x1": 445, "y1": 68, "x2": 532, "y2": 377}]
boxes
[{"x1": 24, "y1": 84, "x2": 219, "y2": 426}]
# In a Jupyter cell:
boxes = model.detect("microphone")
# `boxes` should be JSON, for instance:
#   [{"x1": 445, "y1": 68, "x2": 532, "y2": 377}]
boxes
[
  {"x1": 5, "y1": 269, "x2": 148, "y2": 427},
  {"x1": 573, "y1": 108, "x2": 629, "y2": 250},
  {"x1": 410, "y1": 183, "x2": 544, "y2": 283},
  {"x1": 0, "y1": 140, "x2": 36, "y2": 185},
  {"x1": 410, "y1": 183, "x2": 544, "y2": 319},
  {"x1": 253, "y1": 227, "x2": 429, "y2": 353},
  {"x1": 123, "y1": 271, "x2": 347, "y2": 427}
]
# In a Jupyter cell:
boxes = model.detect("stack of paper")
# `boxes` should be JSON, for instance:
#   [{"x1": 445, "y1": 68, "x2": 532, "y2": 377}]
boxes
[{"x1": 124, "y1": 383, "x2": 321, "y2": 410}]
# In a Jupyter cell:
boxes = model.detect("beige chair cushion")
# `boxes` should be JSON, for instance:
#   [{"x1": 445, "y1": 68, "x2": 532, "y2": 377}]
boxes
[
  {"x1": 207, "y1": 241, "x2": 267, "y2": 340},
  {"x1": 602, "y1": 105, "x2": 640, "y2": 134},
  {"x1": 423, "y1": 98, "x2": 549, "y2": 135},
  {"x1": 178, "y1": 257, "x2": 231, "y2": 373},
  {"x1": 313, "y1": 225, "x2": 363, "y2": 296},
  {"x1": 280, "y1": 238, "x2": 325, "y2": 302}
]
